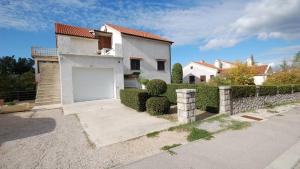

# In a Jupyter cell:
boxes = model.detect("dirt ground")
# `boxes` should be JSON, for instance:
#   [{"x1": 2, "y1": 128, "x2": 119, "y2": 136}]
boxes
[{"x1": 0, "y1": 108, "x2": 187, "y2": 169}]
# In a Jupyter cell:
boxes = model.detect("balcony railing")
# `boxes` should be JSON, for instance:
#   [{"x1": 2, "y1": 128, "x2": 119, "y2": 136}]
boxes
[{"x1": 31, "y1": 47, "x2": 58, "y2": 57}]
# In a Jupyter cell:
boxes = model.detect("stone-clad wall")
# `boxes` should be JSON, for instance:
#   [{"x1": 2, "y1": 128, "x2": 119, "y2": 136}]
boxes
[{"x1": 232, "y1": 92, "x2": 300, "y2": 114}]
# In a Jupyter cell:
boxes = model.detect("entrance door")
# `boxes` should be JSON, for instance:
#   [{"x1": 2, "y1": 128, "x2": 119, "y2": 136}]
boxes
[{"x1": 189, "y1": 76, "x2": 195, "y2": 84}]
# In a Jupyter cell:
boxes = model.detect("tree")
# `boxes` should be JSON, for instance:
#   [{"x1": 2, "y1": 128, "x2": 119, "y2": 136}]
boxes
[
  {"x1": 208, "y1": 76, "x2": 231, "y2": 86},
  {"x1": 280, "y1": 59, "x2": 289, "y2": 71},
  {"x1": 292, "y1": 51, "x2": 300, "y2": 68},
  {"x1": 223, "y1": 62, "x2": 256, "y2": 85},
  {"x1": 171, "y1": 63, "x2": 183, "y2": 83},
  {"x1": 0, "y1": 55, "x2": 35, "y2": 92},
  {"x1": 264, "y1": 68, "x2": 300, "y2": 85}
]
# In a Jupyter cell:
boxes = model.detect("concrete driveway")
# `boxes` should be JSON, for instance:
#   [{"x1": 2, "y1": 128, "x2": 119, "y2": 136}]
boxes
[{"x1": 63, "y1": 99, "x2": 176, "y2": 148}]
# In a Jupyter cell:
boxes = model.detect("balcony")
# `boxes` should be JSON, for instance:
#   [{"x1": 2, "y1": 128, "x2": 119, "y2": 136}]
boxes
[{"x1": 31, "y1": 47, "x2": 58, "y2": 58}]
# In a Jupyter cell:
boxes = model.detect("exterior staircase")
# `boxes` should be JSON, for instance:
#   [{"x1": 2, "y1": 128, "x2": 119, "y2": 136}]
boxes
[{"x1": 35, "y1": 62, "x2": 61, "y2": 106}]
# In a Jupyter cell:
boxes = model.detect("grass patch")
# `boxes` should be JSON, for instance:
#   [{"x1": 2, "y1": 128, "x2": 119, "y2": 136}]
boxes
[
  {"x1": 187, "y1": 128, "x2": 213, "y2": 142},
  {"x1": 202, "y1": 114, "x2": 229, "y2": 123},
  {"x1": 146, "y1": 131, "x2": 160, "y2": 138},
  {"x1": 161, "y1": 144, "x2": 182, "y2": 155},
  {"x1": 227, "y1": 120, "x2": 251, "y2": 130}
]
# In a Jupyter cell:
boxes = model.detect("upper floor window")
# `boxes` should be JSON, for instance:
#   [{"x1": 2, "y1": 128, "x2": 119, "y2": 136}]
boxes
[
  {"x1": 98, "y1": 36, "x2": 112, "y2": 50},
  {"x1": 130, "y1": 59, "x2": 140, "y2": 70},
  {"x1": 157, "y1": 60, "x2": 165, "y2": 71}
]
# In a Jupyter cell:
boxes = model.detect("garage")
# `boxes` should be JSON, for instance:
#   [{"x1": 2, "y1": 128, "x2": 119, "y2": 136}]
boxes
[{"x1": 72, "y1": 67, "x2": 114, "y2": 102}]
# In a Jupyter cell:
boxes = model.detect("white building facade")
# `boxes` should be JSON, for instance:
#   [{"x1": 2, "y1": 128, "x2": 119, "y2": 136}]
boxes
[{"x1": 33, "y1": 23, "x2": 173, "y2": 105}]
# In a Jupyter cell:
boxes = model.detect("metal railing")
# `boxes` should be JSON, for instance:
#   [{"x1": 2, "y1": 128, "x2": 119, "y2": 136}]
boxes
[{"x1": 31, "y1": 47, "x2": 58, "y2": 57}]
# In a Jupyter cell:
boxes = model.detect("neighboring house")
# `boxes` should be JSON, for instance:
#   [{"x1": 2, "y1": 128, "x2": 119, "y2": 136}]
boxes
[
  {"x1": 183, "y1": 61, "x2": 219, "y2": 83},
  {"x1": 32, "y1": 23, "x2": 173, "y2": 105},
  {"x1": 183, "y1": 56, "x2": 272, "y2": 85}
]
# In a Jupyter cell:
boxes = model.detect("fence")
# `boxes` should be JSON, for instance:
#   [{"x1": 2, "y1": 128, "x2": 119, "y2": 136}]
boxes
[
  {"x1": 219, "y1": 85, "x2": 300, "y2": 114},
  {"x1": 0, "y1": 90, "x2": 36, "y2": 102}
]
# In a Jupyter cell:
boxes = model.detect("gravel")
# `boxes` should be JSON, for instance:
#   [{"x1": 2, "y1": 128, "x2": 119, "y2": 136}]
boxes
[{"x1": 0, "y1": 108, "x2": 187, "y2": 169}]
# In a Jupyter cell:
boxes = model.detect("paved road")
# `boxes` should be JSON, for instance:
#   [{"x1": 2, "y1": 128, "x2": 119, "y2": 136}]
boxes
[{"x1": 119, "y1": 107, "x2": 300, "y2": 169}]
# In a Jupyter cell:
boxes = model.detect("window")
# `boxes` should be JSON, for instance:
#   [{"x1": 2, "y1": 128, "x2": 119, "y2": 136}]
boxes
[
  {"x1": 189, "y1": 76, "x2": 195, "y2": 84},
  {"x1": 157, "y1": 61, "x2": 165, "y2": 71},
  {"x1": 200, "y1": 75, "x2": 206, "y2": 82},
  {"x1": 98, "y1": 36, "x2": 112, "y2": 50},
  {"x1": 210, "y1": 75, "x2": 214, "y2": 79},
  {"x1": 130, "y1": 59, "x2": 140, "y2": 70}
]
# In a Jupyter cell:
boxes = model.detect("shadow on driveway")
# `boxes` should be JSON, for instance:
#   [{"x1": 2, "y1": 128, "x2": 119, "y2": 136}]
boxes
[{"x1": 0, "y1": 113, "x2": 56, "y2": 145}]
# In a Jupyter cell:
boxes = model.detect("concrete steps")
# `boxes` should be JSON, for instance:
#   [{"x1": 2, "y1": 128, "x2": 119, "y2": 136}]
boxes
[{"x1": 35, "y1": 62, "x2": 61, "y2": 106}]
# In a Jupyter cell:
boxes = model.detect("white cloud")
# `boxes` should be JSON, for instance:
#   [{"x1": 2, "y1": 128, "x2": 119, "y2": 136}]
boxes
[
  {"x1": 200, "y1": 38, "x2": 239, "y2": 50},
  {"x1": 133, "y1": 0, "x2": 300, "y2": 50},
  {"x1": 255, "y1": 45, "x2": 300, "y2": 66}
]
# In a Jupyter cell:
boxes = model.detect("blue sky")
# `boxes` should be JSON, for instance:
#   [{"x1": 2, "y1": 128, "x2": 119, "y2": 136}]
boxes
[{"x1": 1, "y1": 0, "x2": 300, "y2": 67}]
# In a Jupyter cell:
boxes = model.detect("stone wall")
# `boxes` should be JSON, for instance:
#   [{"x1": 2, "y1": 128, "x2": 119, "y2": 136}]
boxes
[
  {"x1": 218, "y1": 86, "x2": 300, "y2": 115},
  {"x1": 232, "y1": 92, "x2": 300, "y2": 114}
]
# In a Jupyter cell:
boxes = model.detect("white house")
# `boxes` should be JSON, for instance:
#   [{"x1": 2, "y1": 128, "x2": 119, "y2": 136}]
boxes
[
  {"x1": 183, "y1": 56, "x2": 272, "y2": 85},
  {"x1": 183, "y1": 61, "x2": 219, "y2": 83},
  {"x1": 32, "y1": 23, "x2": 173, "y2": 105}
]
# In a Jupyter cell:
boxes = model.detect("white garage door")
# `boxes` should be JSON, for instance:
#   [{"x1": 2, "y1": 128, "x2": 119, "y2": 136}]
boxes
[{"x1": 72, "y1": 67, "x2": 114, "y2": 102}]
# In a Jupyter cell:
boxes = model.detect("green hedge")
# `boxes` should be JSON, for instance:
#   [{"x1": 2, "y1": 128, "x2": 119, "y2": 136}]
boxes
[
  {"x1": 258, "y1": 86, "x2": 277, "y2": 96},
  {"x1": 231, "y1": 85, "x2": 256, "y2": 98},
  {"x1": 278, "y1": 85, "x2": 292, "y2": 94},
  {"x1": 163, "y1": 84, "x2": 219, "y2": 113},
  {"x1": 163, "y1": 84, "x2": 197, "y2": 104},
  {"x1": 146, "y1": 96, "x2": 170, "y2": 115},
  {"x1": 120, "y1": 89, "x2": 149, "y2": 112},
  {"x1": 294, "y1": 84, "x2": 300, "y2": 92},
  {"x1": 196, "y1": 85, "x2": 219, "y2": 113}
]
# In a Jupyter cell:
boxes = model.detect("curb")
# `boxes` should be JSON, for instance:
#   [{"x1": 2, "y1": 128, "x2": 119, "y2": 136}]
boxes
[{"x1": 264, "y1": 140, "x2": 300, "y2": 169}]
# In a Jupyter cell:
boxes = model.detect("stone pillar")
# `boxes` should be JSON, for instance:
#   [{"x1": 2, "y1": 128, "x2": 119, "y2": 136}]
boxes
[
  {"x1": 176, "y1": 89, "x2": 196, "y2": 123},
  {"x1": 219, "y1": 86, "x2": 232, "y2": 114}
]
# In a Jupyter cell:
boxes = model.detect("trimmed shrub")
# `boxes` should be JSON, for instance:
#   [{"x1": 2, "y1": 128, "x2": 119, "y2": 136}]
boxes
[
  {"x1": 120, "y1": 89, "x2": 148, "y2": 112},
  {"x1": 163, "y1": 84, "x2": 219, "y2": 113},
  {"x1": 278, "y1": 85, "x2": 292, "y2": 94},
  {"x1": 163, "y1": 84, "x2": 197, "y2": 104},
  {"x1": 258, "y1": 86, "x2": 277, "y2": 96},
  {"x1": 294, "y1": 84, "x2": 300, "y2": 92},
  {"x1": 146, "y1": 79, "x2": 167, "y2": 96},
  {"x1": 231, "y1": 85, "x2": 256, "y2": 98},
  {"x1": 171, "y1": 63, "x2": 183, "y2": 83},
  {"x1": 146, "y1": 96, "x2": 170, "y2": 115},
  {"x1": 196, "y1": 85, "x2": 219, "y2": 113}
]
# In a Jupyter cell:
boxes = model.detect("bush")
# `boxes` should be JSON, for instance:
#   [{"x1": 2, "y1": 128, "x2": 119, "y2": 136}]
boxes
[
  {"x1": 139, "y1": 79, "x2": 149, "y2": 85},
  {"x1": 231, "y1": 85, "x2": 256, "y2": 98},
  {"x1": 196, "y1": 85, "x2": 219, "y2": 113},
  {"x1": 120, "y1": 89, "x2": 148, "y2": 111},
  {"x1": 162, "y1": 84, "x2": 219, "y2": 113},
  {"x1": 171, "y1": 63, "x2": 183, "y2": 83},
  {"x1": 278, "y1": 85, "x2": 292, "y2": 94},
  {"x1": 163, "y1": 84, "x2": 197, "y2": 104},
  {"x1": 294, "y1": 84, "x2": 300, "y2": 92},
  {"x1": 258, "y1": 86, "x2": 277, "y2": 96},
  {"x1": 146, "y1": 79, "x2": 167, "y2": 96},
  {"x1": 146, "y1": 96, "x2": 170, "y2": 115}
]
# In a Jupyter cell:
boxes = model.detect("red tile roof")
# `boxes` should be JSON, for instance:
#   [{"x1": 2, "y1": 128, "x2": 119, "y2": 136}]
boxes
[
  {"x1": 194, "y1": 61, "x2": 219, "y2": 70},
  {"x1": 55, "y1": 23, "x2": 94, "y2": 38},
  {"x1": 106, "y1": 24, "x2": 173, "y2": 43},
  {"x1": 254, "y1": 65, "x2": 269, "y2": 74}
]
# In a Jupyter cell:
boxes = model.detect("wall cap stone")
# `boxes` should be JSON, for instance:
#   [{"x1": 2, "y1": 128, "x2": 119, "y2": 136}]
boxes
[
  {"x1": 219, "y1": 86, "x2": 231, "y2": 90},
  {"x1": 176, "y1": 89, "x2": 196, "y2": 93}
]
